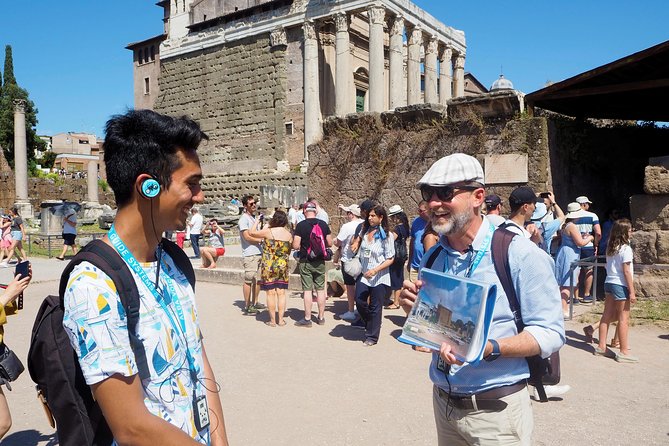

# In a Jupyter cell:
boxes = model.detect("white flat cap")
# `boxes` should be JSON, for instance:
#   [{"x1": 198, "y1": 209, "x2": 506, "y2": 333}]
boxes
[{"x1": 417, "y1": 153, "x2": 485, "y2": 187}]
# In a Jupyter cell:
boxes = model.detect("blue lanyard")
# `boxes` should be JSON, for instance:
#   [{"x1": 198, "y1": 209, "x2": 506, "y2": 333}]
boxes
[
  {"x1": 465, "y1": 222, "x2": 495, "y2": 277},
  {"x1": 108, "y1": 226, "x2": 199, "y2": 384}
]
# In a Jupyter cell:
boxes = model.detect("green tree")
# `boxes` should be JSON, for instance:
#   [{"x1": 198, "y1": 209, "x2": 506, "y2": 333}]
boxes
[
  {"x1": 0, "y1": 45, "x2": 44, "y2": 168},
  {"x1": 38, "y1": 149, "x2": 57, "y2": 168}
]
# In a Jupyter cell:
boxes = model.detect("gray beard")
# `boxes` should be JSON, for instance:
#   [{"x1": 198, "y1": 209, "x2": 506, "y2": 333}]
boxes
[{"x1": 432, "y1": 209, "x2": 471, "y2": 236}]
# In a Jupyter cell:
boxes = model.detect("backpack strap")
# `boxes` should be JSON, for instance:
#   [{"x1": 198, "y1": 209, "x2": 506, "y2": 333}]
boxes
[
  {"x1": 59, "y1": 239, "x2": 149, "y2": 379},
  {"x1": 161, "y1": 237, "x2": 196, "y2": 291},
  {"x1": 424, "y1": 245, "x2": 444, "y2": 269},
  {"x1": 491, "y1": 228, "x2": 551, "y2": 402}
]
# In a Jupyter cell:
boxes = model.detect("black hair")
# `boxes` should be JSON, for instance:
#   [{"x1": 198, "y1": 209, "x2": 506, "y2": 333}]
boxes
[
  {"x1": 242, "y1": 195, "x2": 255, "y2": 206},
  {"x1": 391, "y1": 211, "x2": 410, "y2": 231},
  {"x1": 361, "y1": 204, "x2": 389, "y2": 234},
  {"x1": 269, "y1": 210, "x2": 289, "y2": 228},
  {"x1": 103, "y1": 109, "x2": 208, "y2": 207}
]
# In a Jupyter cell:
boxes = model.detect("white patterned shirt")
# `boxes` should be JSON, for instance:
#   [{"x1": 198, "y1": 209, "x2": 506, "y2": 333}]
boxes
[{"x1": 63, "y1": 253, "x2": 209, "y2": 445}]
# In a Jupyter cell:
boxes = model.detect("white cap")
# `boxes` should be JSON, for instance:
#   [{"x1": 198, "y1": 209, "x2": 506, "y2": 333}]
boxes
[
  {"x1": 575, "y1": 196, "x2": 592, "y2": 204},
  {"x1": 340, "y1": 204, "x2": 361, "y2": 217},
  {"x1": 417, "y1": 153, "x2": 485, "y2": 187}
]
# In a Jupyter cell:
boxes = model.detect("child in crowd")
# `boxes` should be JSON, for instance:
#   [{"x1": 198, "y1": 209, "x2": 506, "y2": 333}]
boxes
[{"x1": 594, "y1": 218, "x2": 637, "y2": 362}]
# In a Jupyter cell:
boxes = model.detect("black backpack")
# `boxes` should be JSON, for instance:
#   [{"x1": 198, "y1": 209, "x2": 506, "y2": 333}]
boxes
[
  {"x1": 27, "y1": 238, "x2": 195, "y2": 446},
  {"x1": 424, "y1": 228, "x2": 561, "y2": 402}
]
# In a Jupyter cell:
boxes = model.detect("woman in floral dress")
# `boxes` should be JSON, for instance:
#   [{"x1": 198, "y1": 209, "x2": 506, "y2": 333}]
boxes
[{"x1": 248, "y1": 210, "x2": 293, "y2": 326}]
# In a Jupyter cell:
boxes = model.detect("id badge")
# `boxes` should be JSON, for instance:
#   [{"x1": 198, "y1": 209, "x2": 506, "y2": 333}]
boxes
[
  {"x1": 193, "y1": 395, "x2": 210, "y2": 431},
  {"x1": 363, "y1": 248, "x2": 371, "y2": 259}
]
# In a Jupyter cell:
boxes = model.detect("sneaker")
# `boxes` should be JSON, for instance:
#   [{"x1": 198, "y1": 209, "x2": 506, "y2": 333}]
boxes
[
  {"x1": 615, "y1": 352, "x2": 639, "y2": 363},
  {"x1": 593, "y1": 346, "x2": 613, "y2": 357},
  {"x1": 294, "y1": 318, "x2": 312, "y2": 327},
  {"x1": 254, "y1": 302, "x2": 267, "y2": 310},
  {"x1": 338, "y1": 311, "x2": 357, "y2": 321},
  {"x1": 363, "y1": 339, "x2": 377, "y2": 347},
  {"x1": 244, "y1": 305, "x2": 258, "y2": 315},
  {"x1": 316, "y1": 317, "x2": 325, "y2": 326},
  {"x1": 0, "y1": 261, "x2": 8, "y2": 268},
  {"x1": 580, "y1": 296, "x2": 594, "y2": 303},
  {"x1": 350, "y1": 319, "x2": 365, "y2": 329},
  {"x1": 535, "y1": 384, "x2": 571, "y2": 400}
]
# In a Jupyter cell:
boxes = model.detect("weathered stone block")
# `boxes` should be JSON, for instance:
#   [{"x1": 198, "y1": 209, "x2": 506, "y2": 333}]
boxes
[
  {"x1": 630, "y1": 194, "x2": 669, "y2": 230},
  {"x1": 634, "y1": 268, "x2": 669, "y2": 298},
  {"x1": 631, "y1": 231, "x2": 658, "y2": 264},
  {"x1": 644, "y1": 166, "x2": 669, "y2": 194},
  {"x1": 656, "y1": 231, "x2": 669, "y2": 264}
]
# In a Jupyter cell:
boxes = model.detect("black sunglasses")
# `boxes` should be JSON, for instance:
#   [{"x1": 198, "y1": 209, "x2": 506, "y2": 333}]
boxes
[{"x1": 420, "y1": 185, "x2": 480, "y2": 202}]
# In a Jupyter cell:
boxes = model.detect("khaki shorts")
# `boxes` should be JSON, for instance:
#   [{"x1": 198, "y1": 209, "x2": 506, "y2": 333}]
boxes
[
  {"x1": 243, "y1": 254, "x2": 261, "y2": 283},
  {"x1": 299, "y1": 260, "x2": 326, "y2": 291}
]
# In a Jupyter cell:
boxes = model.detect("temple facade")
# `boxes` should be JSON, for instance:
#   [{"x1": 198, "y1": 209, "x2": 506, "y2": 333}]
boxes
[{"x1": 128, "y1": 0, "x2": 466, "y2": 203}]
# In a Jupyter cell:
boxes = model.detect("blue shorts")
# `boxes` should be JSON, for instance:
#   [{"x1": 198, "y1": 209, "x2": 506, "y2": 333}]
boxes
[
  {"x1": 10, "y1": 231, "x2": 22, "y2": 241},
  {"x1": 605, "y1": 283, "x2": 629, "y2": 301}
]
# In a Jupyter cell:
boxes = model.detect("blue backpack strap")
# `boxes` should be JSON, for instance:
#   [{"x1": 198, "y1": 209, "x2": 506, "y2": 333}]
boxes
[{"x1": 59, "y1": 240, "x2": 149, "y2": 379}]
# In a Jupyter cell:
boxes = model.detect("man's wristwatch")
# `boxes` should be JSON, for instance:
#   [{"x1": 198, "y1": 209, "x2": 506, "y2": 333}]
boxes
[{"x1": 484, "y1": 339, "x2": 501, "y2": 362}]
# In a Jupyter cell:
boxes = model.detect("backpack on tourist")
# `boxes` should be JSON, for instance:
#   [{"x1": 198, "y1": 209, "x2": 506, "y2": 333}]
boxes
[
  {"x1": 306, "y1": 220, "x2": 331, "y2": 261},
  {"x1": 27, "y1": 238, "x2": 195, "y2": 446}
]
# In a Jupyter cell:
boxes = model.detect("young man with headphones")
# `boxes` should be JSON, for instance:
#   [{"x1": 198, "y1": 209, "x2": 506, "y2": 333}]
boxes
[{"x1": 62, "y1": 110, "x2": 228, "y2": 445}]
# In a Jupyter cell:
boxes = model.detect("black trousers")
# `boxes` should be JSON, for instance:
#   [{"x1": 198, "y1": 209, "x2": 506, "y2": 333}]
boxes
[{"x1": 355, "y1": 281, "x2": 387, "y2": 343}]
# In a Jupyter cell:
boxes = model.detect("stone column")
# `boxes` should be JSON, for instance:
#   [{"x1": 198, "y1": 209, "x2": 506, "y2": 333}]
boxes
[
  {"x1": 439, "y1": 45, "x2": 453, "y2": 106},
  {"x1": 303, "y1": 20, "x2": 322, "y2": 167},
  {"x1": 87, "y1": 160, "x2": 99, "y2": 204},
  {"x1": 407, "y1": 26, "x2": 422, "y2": 105},
  {"x1": 389, "y1": 15, "x2": 405, "y2": 109},
  {"x1": 453, "y1": 53, "x2": 466, "y2": 97},
  {"x1": 424, "y1": 36, "x2": 438, "y2": 104},
  {"x1": 368, "y1": 5, "x2": 385, "y2": 112},
  {"x1": 334, "y1": 13, "x2": 351, "y2": 116},
  {"x1": 13, "y1": 100, "x2": 32, "y2": 217}
]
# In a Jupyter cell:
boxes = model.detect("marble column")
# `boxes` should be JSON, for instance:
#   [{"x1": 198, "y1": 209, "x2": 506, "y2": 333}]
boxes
[
  {"x1": 407, "y1": 26, "x2": 422, "y2": 105},
  {"x1": 303, "y1": 20, "x2": 322, "y2": 165},
  {"x1": 87, "y1": 160, "x2": 99, "y2": 204},
  {"x1": 334, "y1": 13, "x2": 351, "y2": 116},
  {"x1": 424, "y1": 35, "x2": 438, "y2": 104},
  {"x1": 453, "y1": 53, "x2": 466, "y2": 97},
  {"x1": 389, "y1": 15, "x2": 405, "y2": 109},
  {"x1": 439, "y1": 45, "x2": 453, "y2": 106},
  {"x1": 368, "y1": 5, "x2": 385, "y2": 112},
  {"x1": 13, "y1": 100, "x2": 32, "y2": 217}
]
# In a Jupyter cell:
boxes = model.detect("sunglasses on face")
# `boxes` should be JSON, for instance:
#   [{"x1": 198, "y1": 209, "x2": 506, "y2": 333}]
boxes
[{"x1": 420, "y1": 185, "x2": 480, "y2": 202}]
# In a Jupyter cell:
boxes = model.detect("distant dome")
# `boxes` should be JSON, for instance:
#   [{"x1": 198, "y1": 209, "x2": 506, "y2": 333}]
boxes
[{"x1": 490, "y1": 74, "x2": 514, "y2": 91}]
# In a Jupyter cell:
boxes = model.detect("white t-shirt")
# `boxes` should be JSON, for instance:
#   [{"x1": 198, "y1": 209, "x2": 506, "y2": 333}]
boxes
[
  {"x1": 486, "y1": 214, "x2": 506, "y2": 227},
  {"x1": 63, "y1": 211, "x2": 77, "y2": 235},
  {"x1": 335, "y1": 218, "x2": 363, "y2": 262},
  {"x1": 189, "y1": 212, "x2": 203, "y2": 234},
  {"x1": 503, "y1": 219, "x2": 531, "y2": 239},
  {"x1": 605, "y1": 244, "x2": 633, "y2": 287}
]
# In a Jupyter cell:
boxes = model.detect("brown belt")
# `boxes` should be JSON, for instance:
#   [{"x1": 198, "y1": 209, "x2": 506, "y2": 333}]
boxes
[{"x1": 437, "y1": 381, "x2": 527, "y2": 411}]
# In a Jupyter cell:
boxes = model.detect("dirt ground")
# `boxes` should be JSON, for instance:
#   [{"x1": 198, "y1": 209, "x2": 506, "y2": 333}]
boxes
[{"x1": 1, "y1": 279, "x2": 667, "y2": 445}]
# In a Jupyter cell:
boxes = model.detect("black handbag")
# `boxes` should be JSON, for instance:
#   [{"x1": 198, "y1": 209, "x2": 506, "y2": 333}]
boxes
[{"x1": 0, "y1": 343, "x2": 25, "y2": 390}]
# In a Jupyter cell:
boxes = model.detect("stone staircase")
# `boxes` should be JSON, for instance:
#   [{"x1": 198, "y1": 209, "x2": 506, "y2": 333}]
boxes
[{"x1": 193, "y1": 254, "x2": 336, "y2": 290}]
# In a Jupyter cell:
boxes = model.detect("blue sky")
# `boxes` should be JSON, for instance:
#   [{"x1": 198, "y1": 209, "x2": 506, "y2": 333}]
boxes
[{"x1": 1, "y1": 1, "x2": 667, "y2": 137}]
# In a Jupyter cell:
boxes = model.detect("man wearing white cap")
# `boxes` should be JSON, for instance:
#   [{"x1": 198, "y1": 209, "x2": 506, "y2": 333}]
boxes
[
  {"x1": 334, "y1": 203, "x2": 364, "y2": 320},
  {"x1": 401, "y1": 153, "x2": 564, "y2": 445},
  {"x1": 575, "y1": 196, "x2": 601, "y2": 303}
]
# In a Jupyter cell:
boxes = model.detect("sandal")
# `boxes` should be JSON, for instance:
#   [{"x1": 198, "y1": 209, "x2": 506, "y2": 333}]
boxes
[
  {"x1": 277, "y1": 320, "x2": 286, "y2": 327},
  {"x1": 385, "y1": 304, "x2": 400, "y2": 310},
  {"x1": 264, "y1": 321, "x2": 277, "y2": 327},
  {"x1": 609, "y1": 340, "x2": 621, "y2": 349},
  {"x1": 55, "y1": 256, "x2": 64, "y2": 261}
]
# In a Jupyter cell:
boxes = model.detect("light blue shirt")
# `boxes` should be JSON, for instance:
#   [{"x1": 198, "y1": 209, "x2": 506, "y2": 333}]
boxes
[
  {"x1": 410, "y1": 217, "x2": 428, "y2": 269},
  {"x1": 423, "y1": 216, "x2": 565, "y2": 395}
]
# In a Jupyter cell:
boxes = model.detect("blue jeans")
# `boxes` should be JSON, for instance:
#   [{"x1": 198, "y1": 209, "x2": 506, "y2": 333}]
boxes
[
  {"x1": 355, "y1": 281, "x2": 387, "y2": 343},
  {"x1": 190, "y1": 234, "x2": 201, "y2": 257}
]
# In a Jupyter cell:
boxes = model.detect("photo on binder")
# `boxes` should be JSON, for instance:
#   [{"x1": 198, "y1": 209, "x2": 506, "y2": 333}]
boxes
[{"x1": 398, "y1": 268, "x2": 497, "y2": 363}]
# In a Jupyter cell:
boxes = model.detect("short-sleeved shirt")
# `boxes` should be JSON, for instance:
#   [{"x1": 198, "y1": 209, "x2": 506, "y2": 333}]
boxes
[
  {"x1": 63, "y1": 253, "x2": 210, "y2": 444},
  {"x1": 10, "y1": 217, "x2": 22, "y2": 232},
  {"x1": 63, "y1": 212, "x2": 77, "y2": 235},
  {"x1": 576, "y1": 211, "x2": 599, "y2": 248},
  {"x1": 335, "y1": 218, "x2": 364, "y2": 262},
  {"x1": 238, "y1": 213, "x2": 261, "y2": 256},
  {"x1": 359, "y1": 231, "x2": 395, "y2": 287},
  {"x1": 189, "y1": 213, "x2": 203, "y2": 234},
  {"x1": 486, "y1": 214, "x2": 506, "y2": 227},
  {"x1": 409, "y1": 217, "x2": 428, "y2": 269},
  {"x1": 208, "y1": 230, "x2": 225, "y2": 248},
  {"x1": 605, "y1": 244, "x2": 633, "y2": 287},
  {"x1": 294, "y1": 218, "x2": 331, "y2": 259}
]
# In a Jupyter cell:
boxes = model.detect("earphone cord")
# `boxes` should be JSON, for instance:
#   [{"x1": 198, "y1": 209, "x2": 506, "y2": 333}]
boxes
[{"x1": 149, "y1": 196, "x2": 163, "y2": 288}]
